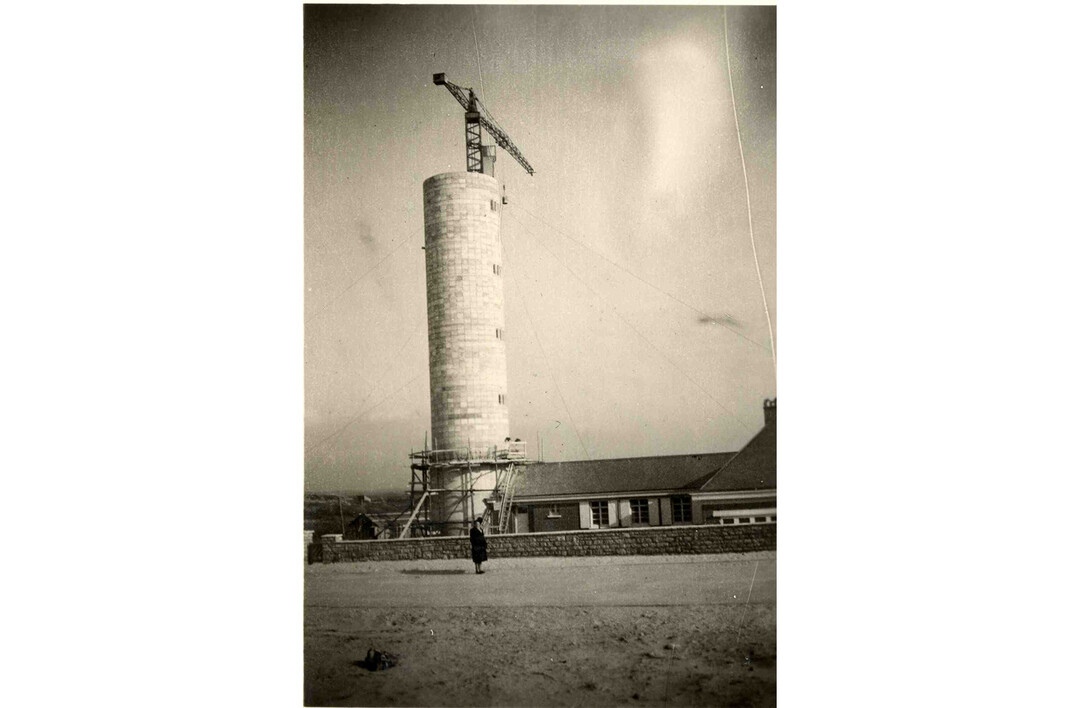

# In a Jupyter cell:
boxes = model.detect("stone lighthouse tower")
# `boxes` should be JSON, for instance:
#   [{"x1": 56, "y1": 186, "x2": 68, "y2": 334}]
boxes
[
  {"x1": 419, "y1": 171, "x2": 515, "y2": 534},
  {"x1": 424, "y1": 172, "x2": 508, "y2": 455},
  {"x1": 408, "y1": 73, "x2": 534, "y2": 536}
]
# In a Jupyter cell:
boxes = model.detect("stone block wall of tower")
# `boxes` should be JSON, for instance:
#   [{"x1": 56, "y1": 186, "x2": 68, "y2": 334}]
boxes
[{"x1": 423, "y1": 172, "x2": 510, "y2": 455}]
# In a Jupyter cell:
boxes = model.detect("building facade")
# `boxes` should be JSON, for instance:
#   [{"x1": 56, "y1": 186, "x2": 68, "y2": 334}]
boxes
[{"x1": 506, "y1": 399, "x2": 777, "y2": 534}]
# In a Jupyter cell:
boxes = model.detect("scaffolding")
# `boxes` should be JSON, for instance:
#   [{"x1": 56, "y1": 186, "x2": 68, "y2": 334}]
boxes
[{"x1": 401, "y1": 441, "x2": 530, "y2": 538}]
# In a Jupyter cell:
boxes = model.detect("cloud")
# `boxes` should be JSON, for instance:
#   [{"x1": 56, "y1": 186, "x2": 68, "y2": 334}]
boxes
[
  {"x1": 697, "y1": 313, "x2": 742, "y2": 329},
  {"x1": 635, "y1": 38, "x2": 727, "y2": 204}
]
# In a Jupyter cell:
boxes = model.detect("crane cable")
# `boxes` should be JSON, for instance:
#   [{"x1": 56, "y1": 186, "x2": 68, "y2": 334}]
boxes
[
  {"x1": 307, "y1": 237, "x2": 427, "y2": 458},
  {"x1": 506, "y1": 210, "x2": 753, "y2": 433},
  {"x1": 503, "y1": 215, "x2": 593, "y2": 461},
  {"x1": 724, "y1": 7, "x2": 777, "y2": 375},
  {"x1": 469, "y1": 14, "x2": 514, "y2": 146},
  {"x1": 471, "y1": 9, "x2": 486, "y2": 105},
  {"x1": 305, "y1": 321, "x2": 426, "y2": 457},
  {"x1": 471, "y1": 13, "x2": 588, "y2": 458},
  {"x1": 305, "y1": 224, "x2": 423, "y2": 325},
  {"x1": 514, "y1": 205, "x2": 769, "y2": 352}
]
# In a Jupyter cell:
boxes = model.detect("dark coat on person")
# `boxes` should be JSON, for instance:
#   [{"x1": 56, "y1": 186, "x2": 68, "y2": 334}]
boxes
[{"x1": 469, "y1": 526, "x2": 487, "y2": 563}]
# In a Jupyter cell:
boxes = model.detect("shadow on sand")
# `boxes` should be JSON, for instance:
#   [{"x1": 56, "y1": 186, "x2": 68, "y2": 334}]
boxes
[{"x1": 400, "y1": 569, "x2": 469, "y2": 575}]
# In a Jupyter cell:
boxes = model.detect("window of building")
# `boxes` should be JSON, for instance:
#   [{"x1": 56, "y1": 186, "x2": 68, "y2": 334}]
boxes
[
  {"x1": 739, "y1": 517, "x2": 751, "y2": 524},
  {"x1": 493, "y1": 264, "x2": 501, "y2": 276},
  {"x1": 490, "y1": 199, "x2": 498, "y2": 211},
  {"x1": 498, "y1": 393, "x2": 505, "y2": 405},
  {"x1": 721, "y1": 517, "x2": 735, "y2": 525},
  {"x1": 546, "y1": 505, "x2": 562, "y2": 519},
  {"x1": 630, "y1": 498, "x2": 649, "y2": 524},
  {"x1": 590, "y1": 501, "x2": 609, "y2": 527},
  {"x1": 754, "y1": 516, "x2": 767, "y2": 523},
  {"x1": 672, "y1": 495, "x2": 692, "y2": 523},
  {"x1": 496, "y1": 328, "x2": 503, "y2": 339}
]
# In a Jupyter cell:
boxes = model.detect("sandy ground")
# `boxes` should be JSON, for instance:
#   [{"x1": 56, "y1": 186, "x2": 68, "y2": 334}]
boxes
[{"x1": 305, "y1": 553, "x2": 776, "y2": 707}]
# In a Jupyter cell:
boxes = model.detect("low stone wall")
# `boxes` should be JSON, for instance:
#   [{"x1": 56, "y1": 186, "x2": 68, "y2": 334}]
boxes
[{"x1": 320, "y1": 523, "x2": 775, "y2": 563}]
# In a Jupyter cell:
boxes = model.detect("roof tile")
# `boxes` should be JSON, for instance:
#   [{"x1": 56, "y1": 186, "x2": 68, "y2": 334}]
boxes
[{"x1": 698, "y1": 422, "x2": 776, "y2": 492}]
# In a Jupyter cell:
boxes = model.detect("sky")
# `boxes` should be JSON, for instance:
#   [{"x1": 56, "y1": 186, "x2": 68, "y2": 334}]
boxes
[{"x1": 304, "y1": 5, "x2": 776, "y2": 493}]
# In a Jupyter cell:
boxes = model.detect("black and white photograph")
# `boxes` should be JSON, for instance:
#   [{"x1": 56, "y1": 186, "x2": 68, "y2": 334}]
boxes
[
  {"x1": 8, "y1": 1, "x2": 1080, "y2": 706},
  {"x1": 304, "y1": 4, "x2": 776, "y2": 706}
]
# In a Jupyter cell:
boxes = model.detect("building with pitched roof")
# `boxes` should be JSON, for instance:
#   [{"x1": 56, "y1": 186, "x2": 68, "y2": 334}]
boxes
[{"x1": 504, "y1": 399, "x2": 776, "y2": 533}]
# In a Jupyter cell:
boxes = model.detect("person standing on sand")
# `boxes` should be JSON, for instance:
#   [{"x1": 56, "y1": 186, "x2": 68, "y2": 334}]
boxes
[{"x1": 470, "y1": 517, "x2": 487, "y2": 574}]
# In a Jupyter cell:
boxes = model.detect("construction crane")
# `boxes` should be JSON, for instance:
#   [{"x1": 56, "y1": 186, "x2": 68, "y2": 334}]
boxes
[{"x1": 433, "y1": 73, "x2": 535, "y2": 177}]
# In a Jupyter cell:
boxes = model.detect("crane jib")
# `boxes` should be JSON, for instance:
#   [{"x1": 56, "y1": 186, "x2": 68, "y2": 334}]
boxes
[
  {"x1": 433, "y1": 73, "x2": 535, "y2": 177},
  {"x1": 478, "y1": 116, "x2": 534, "y2": 175}
]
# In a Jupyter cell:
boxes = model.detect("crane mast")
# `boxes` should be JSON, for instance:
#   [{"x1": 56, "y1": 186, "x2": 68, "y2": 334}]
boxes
[{"x1": 433, "y1": 73, "x2": 535, "y2": 177}]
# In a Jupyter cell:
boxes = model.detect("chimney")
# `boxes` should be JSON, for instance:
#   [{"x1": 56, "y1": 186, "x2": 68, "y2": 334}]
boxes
[{"x1": 763, "y1": 398, "x2": 776, "y2": 427}]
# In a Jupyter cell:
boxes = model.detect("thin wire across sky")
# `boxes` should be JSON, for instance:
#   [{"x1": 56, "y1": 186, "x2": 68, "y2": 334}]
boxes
[{"x1": 306, "y1": 194, "x2": 771, "y2": 461}]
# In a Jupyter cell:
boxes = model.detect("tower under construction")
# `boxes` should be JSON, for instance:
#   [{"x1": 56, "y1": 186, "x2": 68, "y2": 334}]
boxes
[{"x1": 399, "y1": 74, "x2": 535, "y2": 537}]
